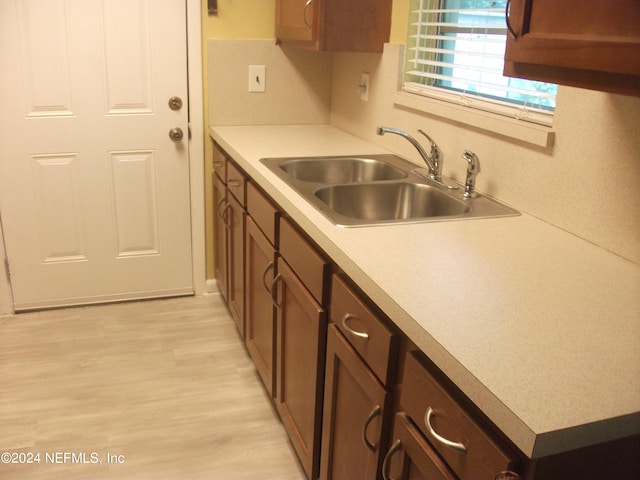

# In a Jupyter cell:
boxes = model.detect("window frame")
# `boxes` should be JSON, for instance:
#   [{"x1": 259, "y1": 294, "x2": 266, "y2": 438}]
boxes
[{"x1": 402, "y1": 0, "x2": 557, "y2": 135}]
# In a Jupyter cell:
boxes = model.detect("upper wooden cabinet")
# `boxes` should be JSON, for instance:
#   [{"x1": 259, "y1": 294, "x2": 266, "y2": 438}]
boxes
[
  {"x1": 275, "y1": 0, "x2": 392, "y2": 52},
  {"x1": 504, "y1": 0, "x2": 640, "y2": 96}
]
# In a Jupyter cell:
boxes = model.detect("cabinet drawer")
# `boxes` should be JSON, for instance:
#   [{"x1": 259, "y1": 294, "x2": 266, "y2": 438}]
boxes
[
  {"x1": 279, "y1": 217, "x2": 329, "y2": 305},
  {"x1": 226, "y1": 160, "x2": 246, "y2": 207},
  {"x1": 402, "y1": 351, "x2": 519, "y2": 480},
  {"x1": 385, "y1": 412, "x2": 457, "y2": 480},
  {"x1": 247, "y1": 182, "x2": 279, "y2": 247},
  {"x1": 330, "y1": 274, "x2": 397, "y2": 386}
]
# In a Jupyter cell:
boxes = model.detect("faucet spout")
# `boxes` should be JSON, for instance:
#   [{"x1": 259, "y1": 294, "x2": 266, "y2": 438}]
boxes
[
  {"x1": 462, "y1": 150, "x2": 481, "y2": 198},
  {"x1": 376, "y1": 126, "x2": 442, "y2": 180}
]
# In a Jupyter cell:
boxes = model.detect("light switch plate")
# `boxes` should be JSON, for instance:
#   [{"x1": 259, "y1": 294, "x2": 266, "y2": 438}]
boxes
[{"x1": 249, "y1": 65, "x2": 266, "y2": 93}]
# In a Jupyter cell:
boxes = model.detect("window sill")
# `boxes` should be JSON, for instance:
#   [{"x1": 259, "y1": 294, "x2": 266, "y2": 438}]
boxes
[{"x1": 391, "y1": 91, "x2": 554, "y2": 148}]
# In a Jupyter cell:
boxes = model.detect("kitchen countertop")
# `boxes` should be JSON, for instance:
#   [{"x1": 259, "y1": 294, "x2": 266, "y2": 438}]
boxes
[{"x1": 210, "y1": 124, "x2": 640, "y2": 459}]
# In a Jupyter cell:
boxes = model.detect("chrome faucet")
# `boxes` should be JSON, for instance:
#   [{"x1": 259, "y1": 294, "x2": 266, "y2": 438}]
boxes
[
  {"x1": 376, "y1": 126, "x2": 443, "y2": 181},
  {"x1": 462, "y1": 150, "x2": 481, "y2": 198}
]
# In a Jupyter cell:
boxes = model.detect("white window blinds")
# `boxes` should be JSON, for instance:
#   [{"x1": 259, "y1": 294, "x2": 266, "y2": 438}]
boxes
[{"x1": 404, "y1": 0, "x2": 557, "y2": 126}]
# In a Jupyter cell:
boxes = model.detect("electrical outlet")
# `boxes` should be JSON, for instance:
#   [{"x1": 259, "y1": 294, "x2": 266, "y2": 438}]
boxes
[
  {"x1": 360, "y1": 72, "x2": 370, "y2": 101},
  {"x1": 248, "y1": 65, "x2": 266, "y2": 93}
]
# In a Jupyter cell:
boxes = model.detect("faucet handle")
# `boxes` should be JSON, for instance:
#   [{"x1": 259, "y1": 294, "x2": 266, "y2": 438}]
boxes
[
  {"x1": 417, "y1": 128, "x2": 437, "y2": 149},
  {"x1": 417, "y1": 128, "x2": 442, "y2": 176},
  {"x1": 417, "y1": 129, "x2": 441, "y2": 158}
]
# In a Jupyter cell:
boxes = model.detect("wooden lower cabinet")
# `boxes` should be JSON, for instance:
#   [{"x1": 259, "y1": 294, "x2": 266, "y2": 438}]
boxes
[
  {"x1": 244, "y1": 217, "x2": 277, "y2": 396},
  {"x1": 275, "y1": 257, "x2": 327, "y2": 480},
  {"x1": 211, "y1": 147, "x2": 638, "y2": 480},
  {"x1": 212, "y1": 144, "x2": 247, "y2": 338},
  {"x1": 383, "y1": 413, "x2": 457, "y2": 480},
  {"x1": 212, "y1": 173, "x2": 228, "y2": 302},
  {"x1": 227, "y1": 193, "x2": 245, "y2": 337},
  {"x1": 320, "y1": 324, "x2": 391, "y2": 480}
]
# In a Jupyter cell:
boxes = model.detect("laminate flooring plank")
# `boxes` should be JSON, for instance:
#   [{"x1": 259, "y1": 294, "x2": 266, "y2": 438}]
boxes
[{"x1": 0, "y1": 294, "x2": 305, "y2": 480}]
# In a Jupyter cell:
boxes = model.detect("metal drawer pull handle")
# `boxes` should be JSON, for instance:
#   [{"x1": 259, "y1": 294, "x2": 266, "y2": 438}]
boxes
[
  {"x1": 424, "y1": 407, "x2": 466, "y2": 454},
  {"x1": 261, "y1": 261, "x2": 275, "y2": 293},
  {"x1": 269, "y1": 273, "x2": 282, "y2": 309},
  {"x1": 217, "y1": 199, "x2": 232, "y2": 229},
  {"x1": 221, "y1": 203, "x2": 232, "y2": 229},
  {"x1": 228, "y1": 179, "x2": 241, "y2": 187},
  {"x1": 381, "y1": 439, "x2": 402, "y2": 480},
  {"x1": 505, "y1": 0, "x2": 517, "y2": 39},
  {"x1": 495, "y1": 471, "x2": 521, "y2": 480},
  {"x1": 341, "y1": 314, "x2": 369, "y2": 340},
  {"x1": 216, "y1": 198, "x2": 226, "y2": 218},
  {"x1": 362, "y1": 405, "x2": 381, "y2": 452},
  {"x1": 303, "y1": 0, "x2": 313, "y2": 28}
]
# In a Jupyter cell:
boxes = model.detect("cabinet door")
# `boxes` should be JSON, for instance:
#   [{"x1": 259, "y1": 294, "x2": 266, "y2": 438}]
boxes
[
  {"x1": 383, "y1": 413, "x2": 457, "y2": 480},
  {"x1": 276, "y1": 0, "x2": 391, "y2": 52},
  {"x1": 245, "y1": 217, "x2": 277, "y2": 396},
  {"x1": 275, "y1": 257, "x2": 327, "y2": 480},
  {"x1": 227, "y1": 194, "x2": 246, "y2": 338},
  {"x1": 504, "y1": 0, "x2": 640, "y2": 96},
  {"x1": 213, "y1": 173, "x2": 228, "y2": 302},
  {"x1": 321, "y1": 0, "x2": 392, "y2": 53},
  {"x1": 275, "y1": 0, "x2": 317, "y2": 44},
  {"x1": 320, "y1": 324, "x2": 390, "y2": 480}
]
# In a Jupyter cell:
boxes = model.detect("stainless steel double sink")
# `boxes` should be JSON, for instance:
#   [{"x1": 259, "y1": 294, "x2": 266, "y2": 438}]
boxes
[{"x1": 260, "y1": 154, "x2": 519, "y2": 227}]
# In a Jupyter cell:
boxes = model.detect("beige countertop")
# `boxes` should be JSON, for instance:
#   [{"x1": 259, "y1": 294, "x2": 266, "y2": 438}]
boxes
[{"x1": 210, "y1": 124, "x2": 640, "y2": 459}]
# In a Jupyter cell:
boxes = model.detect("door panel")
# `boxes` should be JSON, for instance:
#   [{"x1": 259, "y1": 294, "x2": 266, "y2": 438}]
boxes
[
  {"x1": 110, "y1": 150, "x2": 159, "y2": 256},
  {"x1": 103, "y1": 0, "x2": 154, "y2": 114},
  {"x1": 32, "y1": 154, "x2": 86, "y2": 263},
  {"x1": 0, "y1": 0, "x2": 193, "y2": 310}
]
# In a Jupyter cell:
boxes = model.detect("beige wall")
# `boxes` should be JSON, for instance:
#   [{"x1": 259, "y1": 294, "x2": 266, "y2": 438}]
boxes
[
  {"x1": 202, "y1": 1, "x2": 276, "y2": 278},
  {"x1": 207, "y1": 39, "x2": 331, "y2": 126}
]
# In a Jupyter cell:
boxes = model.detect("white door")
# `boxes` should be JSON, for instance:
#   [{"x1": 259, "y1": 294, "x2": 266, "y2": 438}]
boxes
[{"x1": 0, "y1": 0, "x2": 193, "y2": 311}]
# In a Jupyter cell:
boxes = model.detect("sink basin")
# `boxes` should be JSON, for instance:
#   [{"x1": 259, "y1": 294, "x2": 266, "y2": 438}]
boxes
[
  {"x1": 277, "y1": 157, "x2": 407, "y2": 183},
  {"x1": 315, "y1": 182, "x2": 470, "y2": 222},
  {"x1": 259, "y1": 154, "x2": 519, "y2": 227}
]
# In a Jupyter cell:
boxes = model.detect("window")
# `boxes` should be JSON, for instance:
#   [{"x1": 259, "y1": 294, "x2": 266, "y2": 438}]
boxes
[{"x1": 404, "y1": 0, "x2": 557, "y2": 126}]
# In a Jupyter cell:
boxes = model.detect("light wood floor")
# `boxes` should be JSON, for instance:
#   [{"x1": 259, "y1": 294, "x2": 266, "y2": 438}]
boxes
[{"x1": 0, "y1": 294, "x2": 305, "y2": 479}]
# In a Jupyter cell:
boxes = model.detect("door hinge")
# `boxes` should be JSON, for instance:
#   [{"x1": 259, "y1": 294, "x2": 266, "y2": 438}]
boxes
[{"x1": 4, "y1": 258, "x2": 10, "y2": 282}]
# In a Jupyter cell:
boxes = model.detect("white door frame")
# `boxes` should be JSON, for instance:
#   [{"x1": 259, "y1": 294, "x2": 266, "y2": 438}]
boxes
[
  {"x1": 0, "y1": 0, "x2": 205, "y2": 315},
  {"x1": 186, "y1": 0, "x2": 206, "y2": 297}
]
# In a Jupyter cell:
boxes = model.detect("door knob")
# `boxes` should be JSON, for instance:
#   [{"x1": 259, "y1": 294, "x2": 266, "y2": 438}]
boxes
[
  {"x1": 168, "y1": 96, "x2": 183, "y2": 111},
  {"x1": 169, "y1": 127, "x2": 184, "y2": 141}
]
